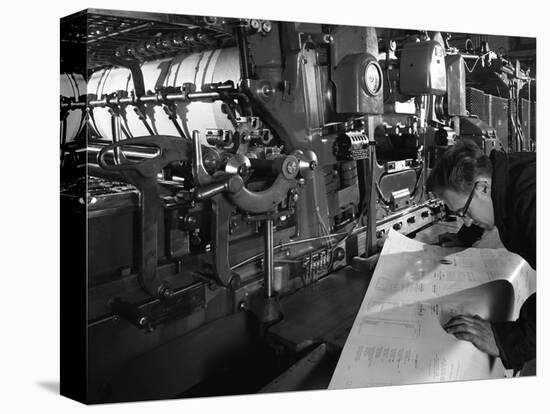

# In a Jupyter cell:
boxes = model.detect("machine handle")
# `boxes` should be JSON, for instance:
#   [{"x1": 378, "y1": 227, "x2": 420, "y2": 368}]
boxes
[
  {"x1": 194, "y1": 175, "x2": 244, "y2": 201},
  {"x1": 97, "y1": 136, "x2": 191, "y2": 178}
]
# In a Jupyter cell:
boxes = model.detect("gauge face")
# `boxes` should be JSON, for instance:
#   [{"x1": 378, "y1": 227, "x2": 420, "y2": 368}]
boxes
[{"x1": 363, "y1": 61, "x2": 382, "y2": 96}]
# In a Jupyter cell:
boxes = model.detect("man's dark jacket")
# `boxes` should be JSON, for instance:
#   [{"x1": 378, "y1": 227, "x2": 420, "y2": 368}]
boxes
[{"x1": 458, "y1": 150, "x2": 536, "y2": 371}]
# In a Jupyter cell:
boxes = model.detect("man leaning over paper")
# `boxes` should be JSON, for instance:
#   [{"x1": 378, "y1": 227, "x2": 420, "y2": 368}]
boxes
[{"x1": 426, "y1": 139, "x2": 536, "y2": 373}]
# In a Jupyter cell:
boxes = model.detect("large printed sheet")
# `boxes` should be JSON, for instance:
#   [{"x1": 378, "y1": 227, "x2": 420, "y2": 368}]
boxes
[{"x1": 329, "y1": 230, "x2": 536, "y2": 389}]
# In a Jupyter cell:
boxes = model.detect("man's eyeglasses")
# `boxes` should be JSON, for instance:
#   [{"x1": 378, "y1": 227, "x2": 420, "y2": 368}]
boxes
[{"x1": 455, "y1": 180, "x2": 486, "y2": 218}]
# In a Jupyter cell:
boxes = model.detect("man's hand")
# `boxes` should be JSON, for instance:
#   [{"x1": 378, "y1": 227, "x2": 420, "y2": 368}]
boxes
[
  {"x1": 438, "y1": 232, "x2": 463, "y2": 247},
  {"x1": 443, "y1": 314, "x2": 500, "y2": 357}
]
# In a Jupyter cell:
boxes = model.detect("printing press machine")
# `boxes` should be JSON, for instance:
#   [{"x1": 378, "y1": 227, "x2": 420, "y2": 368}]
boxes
[{"x1": 60, "y1": 9, "x2": 536, "y2": 403}]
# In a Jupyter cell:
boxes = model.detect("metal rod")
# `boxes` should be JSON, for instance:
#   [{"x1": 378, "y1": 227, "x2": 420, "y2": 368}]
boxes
[
  {"x1": 234, "y1": 24, "x2": 251, "y2": 80},
  {"x1": 460, "y1": 54, "x2": 483, "y2": 59},
  {"x1": 264, "y1": 219, "x2": 274, "y2": 298},
  {"x1": 133, "y1": 106, "x2": 155, "y2": 135},
  {"x1": 170, "y1": 117, "x2": 187, "y2": 138},
  {"x1": 230, "y1": 231, "x2": 352, "y2": 270},
  {"x1": 87, "y1": 280, "x2": 205, "y2": 328},
  {"x1": 172, "y1": 91, "x2": 220, "y2": 100},
  {"x1": 110, "y1": 110, "x2": 123, "y2": 164},
  {"x1": 87, "y1": 22, "x2": 153, "y2": 44},
  {"x1": 87, "y1": 141, "x2": 158, "y2": 166},
  {"x1": 137, "y1": 96, "x2": 156, "y2": 104},
  {"x1": 60, "y1": 101, "x2": 87, "y2": 109},
  {"x1": 87, "y1": 91, "x2": 223, "y2": 108}
]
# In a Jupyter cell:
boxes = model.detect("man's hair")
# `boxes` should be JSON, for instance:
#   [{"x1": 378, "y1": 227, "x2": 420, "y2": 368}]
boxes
[{"x1": 426, "y1": 139, "x2": 492, "y2": 195}]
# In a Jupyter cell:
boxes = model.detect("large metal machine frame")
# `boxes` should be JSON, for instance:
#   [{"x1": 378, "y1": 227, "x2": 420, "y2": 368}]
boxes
[{"x1": 60, "y1": 9, "x2": 536, "y2": 403}]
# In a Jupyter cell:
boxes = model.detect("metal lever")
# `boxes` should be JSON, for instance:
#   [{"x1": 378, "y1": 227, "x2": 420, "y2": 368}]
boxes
[
  {"x1": 194, "y1": 175, "x2": 244, "y2": 201},
  {"x1": 191, "y1": 130, "x2": 212, "y2": 186},
  {"x1": 98, "y1": 136, "x2": 192, "y2": 297},
  {"x1": 98, "y1": 136, "x2": 190, "y2": 177}
]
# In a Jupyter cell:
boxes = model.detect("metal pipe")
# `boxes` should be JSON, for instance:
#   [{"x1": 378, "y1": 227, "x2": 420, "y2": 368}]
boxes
[
  {"x1": 264, "y1": 219, "x2": 274, "y2": 298},
  {"x1": 87, "y1": 91, "x2": 223, "y2": 108},
  {"x1": 172, "y1": 91, "x2": 220, "y2": 100},
  {"x1": 136, "y1": 96, "x2": 156, "y2": 104},
  {"x1": 88, "y1": 98, "x2": 108, "y2": 106},
  {"x1": 460, "y1": 54, "x2": 484, "y2": 59},
  {"x1": 60, "y1": 101, "x2": 87, "y2": 109}
]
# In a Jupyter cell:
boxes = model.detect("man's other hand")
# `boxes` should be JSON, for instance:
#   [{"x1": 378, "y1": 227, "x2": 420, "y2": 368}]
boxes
[
  {"x1": 438, "y1": 232, "x2": 462, "y2": 247},
  {"x1": 443, "y1": 314, "x2": 500, "y2": 357}
]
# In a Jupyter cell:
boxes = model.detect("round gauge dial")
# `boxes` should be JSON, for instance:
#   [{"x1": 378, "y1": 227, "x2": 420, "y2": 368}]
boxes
[{"x1": 363, "y1": 62, "x2": 382, "y2": 96}]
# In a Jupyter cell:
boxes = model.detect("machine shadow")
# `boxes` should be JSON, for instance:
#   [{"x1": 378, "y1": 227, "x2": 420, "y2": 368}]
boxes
[{"x1": 36, "y1": 380, "x2": 60, "y2": 395}]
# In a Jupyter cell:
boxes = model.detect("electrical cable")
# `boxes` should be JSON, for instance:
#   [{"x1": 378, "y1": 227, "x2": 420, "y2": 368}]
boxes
[
  {"x1": 463, "y1": 52, "x2": 491, "y2": 73},
  {"x1": 311, "y1": 171, "x2": 334, "y2": 250},
  {"x1": 375, "y1": 181, "x2": 391, "y2": 205}
]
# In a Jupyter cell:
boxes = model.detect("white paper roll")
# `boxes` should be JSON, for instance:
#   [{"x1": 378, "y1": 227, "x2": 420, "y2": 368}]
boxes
[
  {"x1": 87, "y1": 47, "x2": 241, "y2": 145},
  {"x1": 60, "y1": 73, "x2": 86, "y2": 144}
]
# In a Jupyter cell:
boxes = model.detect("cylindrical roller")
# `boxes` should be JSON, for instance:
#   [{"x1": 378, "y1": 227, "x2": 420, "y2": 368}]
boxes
[
  {"x1": 87, "y1": 66, "x2": 134, "y2": 139},
  {"x1": 87, "y1": 48, "x2": 240, "y2": 144},
  {"x1": 60, "y1": 73, "x2": 86, "y2": 144}
]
